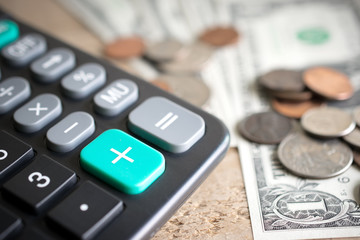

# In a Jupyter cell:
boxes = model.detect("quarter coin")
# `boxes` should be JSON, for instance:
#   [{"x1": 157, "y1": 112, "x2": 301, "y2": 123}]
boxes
[
  {"x1": 238, "y1": 111, "x2": 292, "y2": 144},
  {"x1": 352, "y1": 149, "x2": 360, "y2": 167},
  {"x1": 303, "y1": 67, "x2": 353, "y2": 100},
  {"x1": 343, "y1": 127, "x2": 360, "y2": 149},
  {"x1": 104, "y1": 36, "x2": 145, "y2": 59},
  {"x1": 352, "y1": 106, "x2": 360, "y2": 127},
  {"x1": 145, "y1": 39, "x2": 184, "y2": 62},
  {"x1": 259, "y1": 69, "x2": 305, "y2": 93},
  {"x1": 301, "y1": 107, "x2": 355, "y2": 138},
  {"x1": 199, "y1": 26, "x2": 239, "y2": 47},
  {"x1": 271, "y1": 98, "x2": 324, "y2": 119},
  {"x1": 278, "y1": 132, "x2": 353, "y2": 179}
]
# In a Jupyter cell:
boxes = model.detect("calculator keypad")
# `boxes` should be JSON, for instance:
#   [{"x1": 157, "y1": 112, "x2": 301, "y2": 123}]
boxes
[{"x1": 0, "y1": 77, "x2": 30, "y2": 114}]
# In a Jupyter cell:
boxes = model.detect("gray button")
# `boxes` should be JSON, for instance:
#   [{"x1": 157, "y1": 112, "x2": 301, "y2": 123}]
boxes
[
  {"x1": 128, "y1": 96, "x2": 205, "y2": 153},
  {"x1": 0, "y1": 77, "x2": 30, "y2": 114},
  {"x1": 14, "y1": 93, "x2": 62, "y2": 133},
  {"x1": 47, "y1": 111, "x2": 95, "y2": 153},
  {"x1": 2, "y1": 33, "x2": 47, "y2": 66},
  {"x1": 30, "y1": 48, "x2": 75, "y2": 83},
  {"x1": 61, "y1": 63, "x2": 106, "y2": 99},
  {"x1": 94, "y1": 79, "x2": 138, "y2": 116}
]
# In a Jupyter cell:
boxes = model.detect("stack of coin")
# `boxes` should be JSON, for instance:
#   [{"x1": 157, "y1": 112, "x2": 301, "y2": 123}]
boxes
[{"x1": 239, "y1": 66, "x2": 360, "y2": 179}]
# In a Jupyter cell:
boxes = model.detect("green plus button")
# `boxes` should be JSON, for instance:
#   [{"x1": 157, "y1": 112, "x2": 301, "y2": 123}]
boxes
[
  {"x1": 0, "y1": 20, "x2": 19, "y2": 48},
  {"x1": 80, "y1": 129, "x2": 165, "y2": 194}
]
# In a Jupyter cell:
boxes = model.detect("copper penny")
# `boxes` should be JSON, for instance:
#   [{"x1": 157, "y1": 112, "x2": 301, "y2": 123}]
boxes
[
  {"x1": 199, "y1": 26, "x2": 239, "y2": 47},
  {"x1": 266, "y1": 89, "x2": 313, "y2": 101},
  {"x1": 104, "y1": 36, "x2": 145, "y2": 59},
  {"x1": 303, "y1": 67, "x2": 353, "y2": 100},
  {"x1": 259, "y1": 69, "x2": 305, "y2": 93},
  {"x1": 150, "y1": 79, "x2": 172, "y2": 92},
  {"x1": 271, "y1": 98, "x2": 324, "y2": 119},
  {"x1": 238, "y1": 111, "x2": 292, "y2": 144}
]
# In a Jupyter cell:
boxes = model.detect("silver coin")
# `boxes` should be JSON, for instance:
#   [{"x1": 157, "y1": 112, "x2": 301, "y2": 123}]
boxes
[
  {"x1": 155, "y1": 75, "x2": 210, "y2": 107},
  {"x1": 278, "y1": 132, "x2": 353, "y2": 179},
  {"x1": 145, "y1": 39, "x2": 185, "y2": 63},
  {"x1": 327, "y1": 89, "x2": 360, "y2": 109},
  {"x1": 343, "y1": 127, "x2": 360, "y2": 149},
  {"x1": 159, "y1": 42, "x2": 213, "y2": 75},
  {"x1": 353, "y1": 106, "x2": 360, "y2": 127},
  {"x1": 300, "y1": 107, "x2": 355, "y2": 138}
]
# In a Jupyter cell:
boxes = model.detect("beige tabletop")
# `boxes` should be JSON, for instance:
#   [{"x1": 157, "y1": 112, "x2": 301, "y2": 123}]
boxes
[{"x1": 0, "y1": 0, "x2": 252, "y2": 239}]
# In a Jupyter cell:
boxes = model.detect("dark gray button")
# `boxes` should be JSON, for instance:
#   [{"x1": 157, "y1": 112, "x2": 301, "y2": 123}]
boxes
[
  {"x1": 2, "y1": 33, "x2": 46, "y2": 66},
  {"x1": 94, "y1": 79, "x2": 138, "y2": 116},
  {"x1": 61, "y1": 63, "x2": 106, "y2": 99},
  {"x1": 128, "y1": 96, "x2": 205, "y2": 153},
  {"x1": 47, "y1": 111, "x2": 95, "y2": 152},
  {"x1": 14, "y1": 93, "x2": 62, "y2": 133},
  {"x1": 30, "y1": 48, "x2": 75, "y2": 82},
  {"x1": 0, "y1": 77, "x2": 30, "y2": 114}
]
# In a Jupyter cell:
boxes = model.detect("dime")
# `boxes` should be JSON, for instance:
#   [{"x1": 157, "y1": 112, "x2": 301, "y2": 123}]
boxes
[
  {"x1": 199, "y1": 26, "x2": 239, "y2": 47},
  {"x1": 327, "y1": 89, "x2": 360, "y2": 109},
  {"x1": 353, "y1": 106, "x2": 360, "y2": 127},
  {"x1": 238, "y1": 111, "x2": 292, "y2": 144},
  {"x1": 271, "y1": 98, "x2": 324, "y2": 119},
  {"x1": 154, "y1": 75, "x2": 210, "y2": 107},
  {"x1": 303, "y1": 67, "x2": 353, "y2": 100},
  {"x1": 104, "y1": 36, "x2": 145, "y2": 59},
  {"x1": 300, "y1": 107, "x2": 355, "y2": 138},
  {"x1": 159, "y1": 42, "x2": 213, "y2": 74},
  {"x1": 343, "y1": 127, "x2": 360, "y2": 149},
  {"x1": 278, "y1": 132, "x2": 353, "y2": 179},
  {"x1": 145, "y1": 39, "x2": 184, "y2": 62},
  {"x1": 259, "y1": 69, "x2": 305, "y2": 93}
]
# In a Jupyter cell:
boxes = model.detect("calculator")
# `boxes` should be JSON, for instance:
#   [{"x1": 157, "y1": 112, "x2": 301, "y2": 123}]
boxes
[{"x1": 0, "y1": 9, "x2": 230, "y2": 240}]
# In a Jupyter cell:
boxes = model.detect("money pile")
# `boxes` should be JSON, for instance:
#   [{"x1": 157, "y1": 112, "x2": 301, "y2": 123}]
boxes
[{"x1": 238, "y1": 66, "x2": 360, "y2": 179}]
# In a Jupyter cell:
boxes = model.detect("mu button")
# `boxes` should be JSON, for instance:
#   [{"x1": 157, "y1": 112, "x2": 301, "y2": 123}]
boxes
[{"x1": 80, "y1": 129, "x2": 165, "y2": 194}]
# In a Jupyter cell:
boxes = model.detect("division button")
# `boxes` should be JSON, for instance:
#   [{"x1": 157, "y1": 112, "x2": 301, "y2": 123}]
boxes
[
  {"x1": 47, "y1": 111, "x2": 95, "y2": 153},
  {"x1": 0, "y1": 77, "x2": 31, "y2": 114},
  {"x1": 93, "y1": 79, "x2": 138, "y2": 116},
  {"x1": 2, "y1": 155, "x2": 77, "y2": 214},
  {"x1": 13, "y1": 93, "x2": 62, "y2": 133},
  {"x1": 47, "y1": 181, "x2": 123, "y2": 240},
  {"x1": 0, "y1": 206, "x2": 23, "y2": 240},
  {"x1": 30, "y1": 48, "x2": 75, "y2": 83},
  {"x1": 0, "y1": 130, "x2": 34, "y2": 183},
  {"x1": 2, "y1": 33, "x2": 47, "y2": 66},
  {"x1": 80, "y1": 129, "x2": 165, "y2": 194},
  {"x1": 128, "y1": 96, "x2": 205, "y2": 153},
  {"x1": 0, "y1": 20, "x2": 19, "y2": 49},
  {"x1": 61, "y1": 63, "x2": 106, "y2": 99}
]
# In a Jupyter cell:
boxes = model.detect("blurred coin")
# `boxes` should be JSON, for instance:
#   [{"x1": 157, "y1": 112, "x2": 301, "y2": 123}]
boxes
[
  {"x1": 199, "y1": 26, "x2": 239, "y2": 47},
  {"x1": 303, "y1": 67, "x2": 353, "y2": 100},
  {"x1": 238, "y1": 111, "x2": 292, "y2": 144},
  {"x1": 259, "y1": 69, "x2": 305, "y2": 93},
  {"x1": 271, "y1": 98, "x2": 324, "y2": 119},
  {"x1": 150, "y1": 79, "x2": 172, "y2": 92},
  {"x1": 145, "y1": 39, "x2": 184, "y2": 62},
  {"x1": 352, "y1": 149, "x2": 360, "y2": 167},
  {"x1": 266, "y1": 89, "x2": 313, "y2": 101},
  {"x1": 343, "y1": 127, "x2": 360, "y2": 149},
  {"x1": 327, "y1": 89, "x2": 360, "y2": 109},
  {"x1": 155, "y1": 75, "x2": 210, "y2": 107},
  {"x1": 301, "y1": 107, "x2": 355, "y2": 138},
  {"x1": 104, "y1": 36, "x2": 145, "y2": 59},
  {"x1": 353, "y1": 106, "x2": 360, "y2": 127},
  {"x1": 278, "y1": 132, "x2": 353, "y2": 179},
  {"x1": 160, "y1": 42, "x2": 213, "y2": 75}
]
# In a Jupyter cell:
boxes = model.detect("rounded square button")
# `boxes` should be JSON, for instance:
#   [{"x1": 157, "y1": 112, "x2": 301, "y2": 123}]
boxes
[{"x1": 80, "y1": 129, "x2": 165, "y2": 194}]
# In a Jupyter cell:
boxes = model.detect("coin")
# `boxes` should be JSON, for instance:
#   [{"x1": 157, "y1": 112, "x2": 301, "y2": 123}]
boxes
[
  {"x1": 353, "y1": 106, "x2": 360, "y2": 127},
  {"x1": 104, "y1": 36, "x2": 145, "y2": 59},
  {"x1": 266, "y1": 89, "x2": 313, "y2": 101},
  {"x1": 327, "y1": 89, "x2": 360, "y2": 109},
  {"x1": 352, "y1": 149, "x2": 360, "y2": 167},
  {"x1": 303, "y1": 67, "x2": 353, "y2": 100},
  {"x1": 154, "y1": 75, "x2": 210, "y2": 107},
  {"x1": 343, "y1": 127, "x2": 360, "y2": 149},
  {"x1": 259, "y1": 69, "x2": 305, "y2": 93},
  {"x1": 238, "y1": 111, "x2": 292, "y2": 144},
  {"x1": 278, "y1": 132, "x2": 353, "y2": 179},
  {"x1": 159, "y1": 43, "x2": 213, "y2": 74},
  {"x1": 271, "y1": 98, "x2": 324, "y2": 119},
  {"x1": 150, "y1": 79, "x2": 172, "y2": 92},
  {"x1": 300, "y1": 107, "x2": 355, "y2": 138},
  {"x1": 145, "y1": 39, "x2": 184, "y2": 62},
  {"x1": 199, "y1": 26, "x2": 239, "y2": 47}
]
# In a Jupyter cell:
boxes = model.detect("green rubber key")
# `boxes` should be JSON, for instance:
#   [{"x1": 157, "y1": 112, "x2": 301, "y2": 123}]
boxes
[
  {"x1": 80, "y1": 129, "x2": 165, "y2": 194},
  {"x1": 0, "y1": 20, "x2": 19, "y2": 49}
]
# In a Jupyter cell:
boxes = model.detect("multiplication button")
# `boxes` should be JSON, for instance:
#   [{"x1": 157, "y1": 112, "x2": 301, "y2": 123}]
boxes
[
  {"x1": 128, "y1": 96, "x2": 205, "y2": 153},
  {"x1": 80, "y1": 129, "x2": 165, "y2": 194}
]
